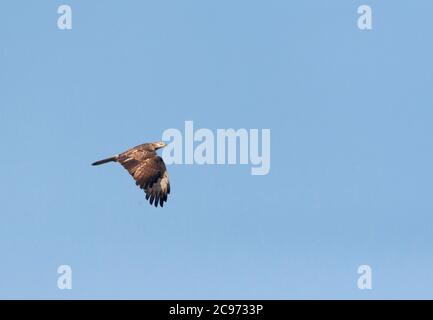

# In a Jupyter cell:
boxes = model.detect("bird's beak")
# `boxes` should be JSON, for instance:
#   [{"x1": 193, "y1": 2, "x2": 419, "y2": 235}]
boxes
[{"x1": 157, "y1": 142, "x2": 167, "y2": 149}]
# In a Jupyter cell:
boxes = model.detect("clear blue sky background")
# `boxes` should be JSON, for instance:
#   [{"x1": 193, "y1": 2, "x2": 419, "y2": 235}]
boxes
[{"x1": 1, "y1": 1, "x2": 432, "y2": 299}]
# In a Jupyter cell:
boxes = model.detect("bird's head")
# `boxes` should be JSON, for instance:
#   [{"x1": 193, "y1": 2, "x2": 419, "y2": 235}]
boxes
[{"x1": 152, "y1": 141, "x2": 167, "y2": 150}]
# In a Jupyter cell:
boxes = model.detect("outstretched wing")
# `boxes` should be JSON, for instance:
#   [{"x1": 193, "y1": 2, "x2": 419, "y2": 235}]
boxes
[
  {"x1": 117, "y1": 149, "x2": 170, "y2": 207},
  {"x1": 144, "y1": 166, "x2": 170, "y2": 208}
]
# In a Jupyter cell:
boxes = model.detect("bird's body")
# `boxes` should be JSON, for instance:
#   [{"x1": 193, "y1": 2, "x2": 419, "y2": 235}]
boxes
[{"x1": 92, "y1": 142, "x2": 170, "y2": 207}]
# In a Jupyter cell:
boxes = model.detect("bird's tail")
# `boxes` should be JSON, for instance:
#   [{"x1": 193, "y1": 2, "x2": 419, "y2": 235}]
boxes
[{"x1": 92, "y1": 156, "x2": 117, "y2": 166}]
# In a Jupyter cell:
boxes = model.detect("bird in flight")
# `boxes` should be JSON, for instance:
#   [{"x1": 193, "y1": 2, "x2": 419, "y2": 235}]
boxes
[{"x1": 92, "y1": 141, "x2": 170, "y2": 207}]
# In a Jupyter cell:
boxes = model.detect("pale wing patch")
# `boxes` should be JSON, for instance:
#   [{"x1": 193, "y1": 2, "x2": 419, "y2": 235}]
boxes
[{"x1": 145, "y1": 171, "x2": 170, "y2": 207}]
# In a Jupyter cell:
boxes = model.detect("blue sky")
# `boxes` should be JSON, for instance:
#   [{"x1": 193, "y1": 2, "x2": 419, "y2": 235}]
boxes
[{"x1": 1, "y1": 1, "x2": 433, "y2": 299}]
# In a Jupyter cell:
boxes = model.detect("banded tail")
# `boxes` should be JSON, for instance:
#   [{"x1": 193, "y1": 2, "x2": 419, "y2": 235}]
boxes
[{"x1": 92, "y1": 156, "x2": 117, "y2": 166}]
